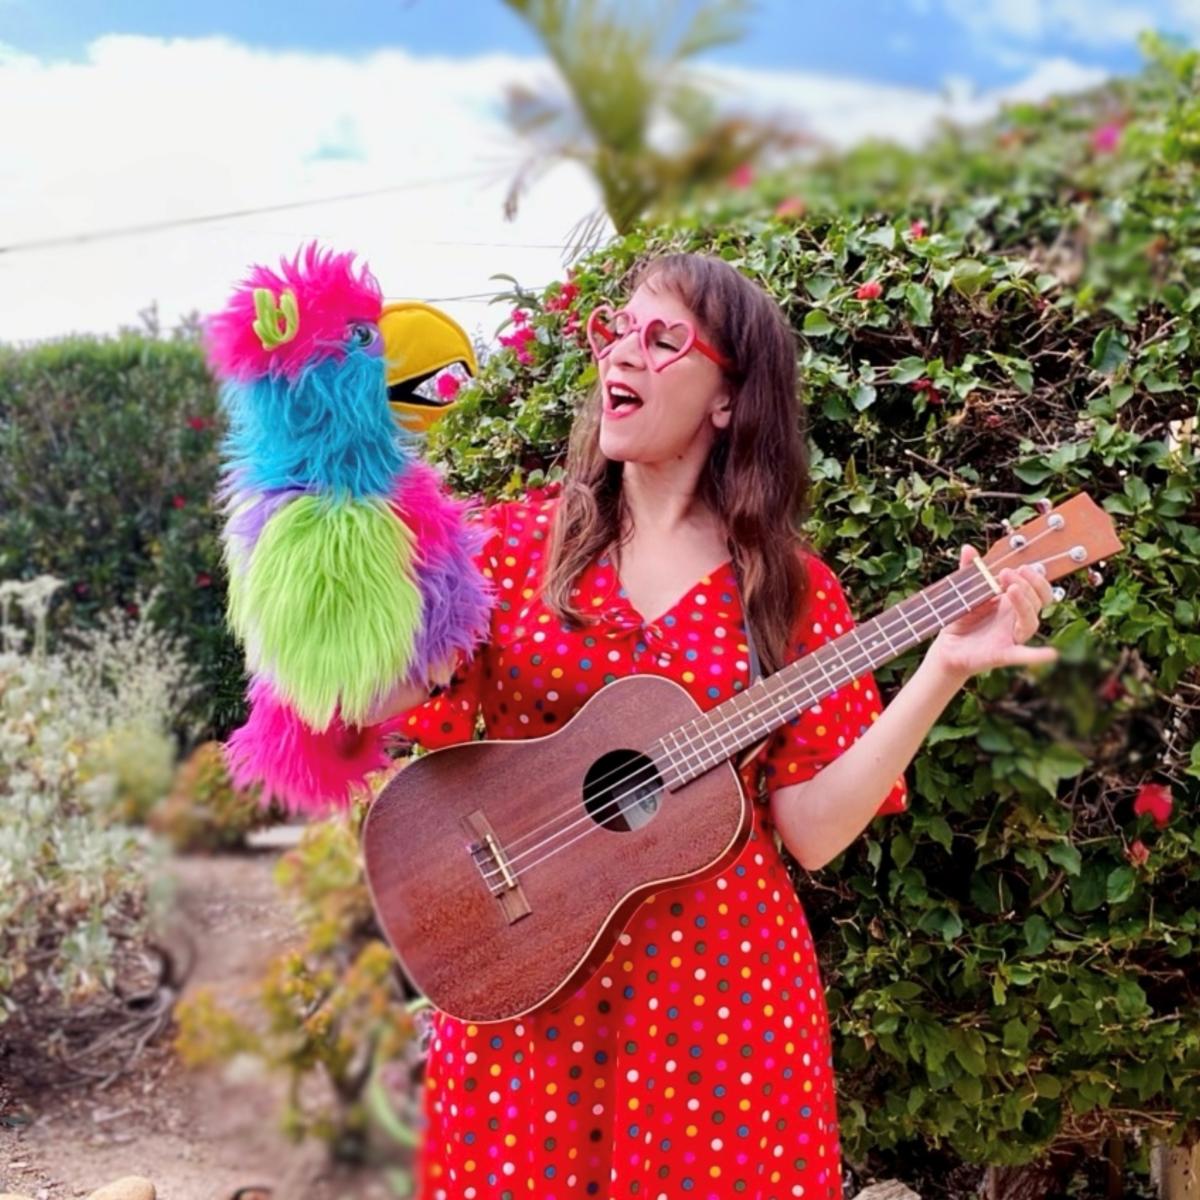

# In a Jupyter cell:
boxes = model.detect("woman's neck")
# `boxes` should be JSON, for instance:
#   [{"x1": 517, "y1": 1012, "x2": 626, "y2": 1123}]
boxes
[{"x1": 618, "y1": 457, "x2": 722, "y2": 546}]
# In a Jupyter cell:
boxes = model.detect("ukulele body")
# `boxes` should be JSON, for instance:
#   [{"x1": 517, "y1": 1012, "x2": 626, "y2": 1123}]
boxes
[{"x1": 362, "y1": 674, "x2": 750, "y2": 1023}]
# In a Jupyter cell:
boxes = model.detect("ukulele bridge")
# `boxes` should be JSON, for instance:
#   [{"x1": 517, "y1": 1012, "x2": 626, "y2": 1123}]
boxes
[{"x1": 463, "y1": 808, "x2": 532, "y2": 924}]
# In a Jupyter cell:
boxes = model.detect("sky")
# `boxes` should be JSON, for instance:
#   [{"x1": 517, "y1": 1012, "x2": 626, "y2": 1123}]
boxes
[{"x1": 1, "y1": 0, "x2": 1197, "y2": 346}]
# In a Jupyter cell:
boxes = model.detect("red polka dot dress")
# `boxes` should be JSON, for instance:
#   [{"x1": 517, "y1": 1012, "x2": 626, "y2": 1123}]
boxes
[{"x1": 396, "y1": 496, "x2": 907, "y2": 1200}]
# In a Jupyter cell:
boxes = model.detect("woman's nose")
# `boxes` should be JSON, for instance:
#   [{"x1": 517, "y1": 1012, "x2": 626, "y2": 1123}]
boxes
[{"x1": 611, "y1": 326, "x2": 645, "y2": 369}]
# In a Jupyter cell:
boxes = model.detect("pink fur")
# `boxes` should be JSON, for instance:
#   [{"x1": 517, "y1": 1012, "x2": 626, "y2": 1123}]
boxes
[
  {"x1": 390, "y1": 461, "x2": 476, "y2": 565},
  {"x1": 204, "y1": 242, "x2": 382, "y2": 382},
  {"x1": 225, "y1": 676, "x2": 391, "y2": 814}
]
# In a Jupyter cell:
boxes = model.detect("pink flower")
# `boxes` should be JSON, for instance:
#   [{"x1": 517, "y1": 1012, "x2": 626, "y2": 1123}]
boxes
[
  {"x1": 774, "y1": 196, "x2": 806, "y2": 219},
  {"x1": 172, "y1": 494, "x2": 186, "y2": 509},
  {"x1": 500, "y1": 323, "x2": 537, "y2": 366},
  {"x1": 728, "y1": 163, "x2": 754, "y2": 189},
  {"x1": 195, "y1": 571, "x2": 212, "y2": 589},
  {"x1": 1091, "y1": 121, "x2": 1123, "y2": 154},
  {"x1": 909, "y1": 219, "x2": 928, "y2": 239},
  {"x1": 855, "y1": 280, "x2": 883, "y2": 301},
  {"x1": 187, "y1": 416, "x2": 208, "y2": 431},
  {"x1": 1127, "y1": 839, "x2": 1150, "y2": 867},
  {"x1": 434, "y1": 371, "x2": 461, "y2": 401},
  {"x1": 1133, "y1": 782, "x2": 1173, "y2": 828},
  {"x1": 511, "y1": 307, "x2": 529, "y2": 327}
]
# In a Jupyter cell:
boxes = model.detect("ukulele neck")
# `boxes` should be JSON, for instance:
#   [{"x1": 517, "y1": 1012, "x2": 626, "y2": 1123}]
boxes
[{"x1": 652, "y1": 561, "x2": 1000, "y2": 787}]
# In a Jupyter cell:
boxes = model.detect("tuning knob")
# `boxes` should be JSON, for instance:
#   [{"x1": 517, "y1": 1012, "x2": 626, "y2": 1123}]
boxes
[
  {"x1": 1051, "y1": 586, "x2": 1066, "y2": 602},
  {"x1": 1034, "y1": 498, "x2": 1054, "y2": 515},
  {"x1": 1087, "y1": 569, "x2": 1104, "y2": 587}
]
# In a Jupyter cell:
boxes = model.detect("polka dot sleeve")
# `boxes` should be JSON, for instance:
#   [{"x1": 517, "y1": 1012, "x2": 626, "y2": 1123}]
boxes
[
  {"x1": 760, "y1": 553, "x2": 908, "y2": 816},
  {"x1": 390, "y1": 503, "x2": 507, "y2": 751}
]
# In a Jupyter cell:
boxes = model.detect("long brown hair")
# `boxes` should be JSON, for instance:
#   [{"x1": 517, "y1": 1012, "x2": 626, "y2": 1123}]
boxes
[{"x1": 543, "y1": 252, "x2": 814, "y2": 674}]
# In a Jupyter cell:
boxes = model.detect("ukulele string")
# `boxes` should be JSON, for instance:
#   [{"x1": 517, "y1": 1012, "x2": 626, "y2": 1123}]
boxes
[
  {"x1": 479, "y1": 540, "x2": 1072, "y2": 891},
  {"x1": 489, "y1": 536, "x2": 1067, "y2": 862},
  {"x1": 480, "y1": 542, "x2": 1069, "y2": 890}
]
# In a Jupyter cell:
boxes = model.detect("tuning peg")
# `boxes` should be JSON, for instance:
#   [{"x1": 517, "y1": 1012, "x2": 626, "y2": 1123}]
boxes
[
  {"x1": 1034, "y1": 498, "x2": 1054, "y2": 515},
  {"x1": 1051, "y1": 586, "x2": 1066, "y2": 602},
  {"x1": 1000, "y1": 518, "x2": 1013, "y2": 535},
  {"x1": 1087, "y1": 568, "x2": 1104, "y2": 587}
]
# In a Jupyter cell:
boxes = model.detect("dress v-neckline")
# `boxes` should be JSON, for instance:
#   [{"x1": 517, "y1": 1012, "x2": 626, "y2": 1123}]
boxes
[{"x1": 602, "y1": 553, "x2": 736, "y2": 628}]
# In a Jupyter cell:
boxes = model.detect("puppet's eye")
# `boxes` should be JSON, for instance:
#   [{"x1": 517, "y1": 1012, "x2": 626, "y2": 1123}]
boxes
[{"x1": 347, "y1": 321, "x2": 378, "y2": 349}]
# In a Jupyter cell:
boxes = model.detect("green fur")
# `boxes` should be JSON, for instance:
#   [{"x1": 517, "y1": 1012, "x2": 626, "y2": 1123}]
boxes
[{"x1": 232, "y1": 495, "x2": 421, "y2": 729}]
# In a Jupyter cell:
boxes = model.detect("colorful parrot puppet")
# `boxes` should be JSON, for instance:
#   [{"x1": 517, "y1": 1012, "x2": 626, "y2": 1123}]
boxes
[{"x1": 204, "y1": 243, "x2": 490, "y2": 814}]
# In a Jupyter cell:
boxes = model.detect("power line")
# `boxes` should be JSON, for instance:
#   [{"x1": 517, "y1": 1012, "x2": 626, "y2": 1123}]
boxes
[{"x1": 0, "y1": 170, "x2": 524, "y2": 256}]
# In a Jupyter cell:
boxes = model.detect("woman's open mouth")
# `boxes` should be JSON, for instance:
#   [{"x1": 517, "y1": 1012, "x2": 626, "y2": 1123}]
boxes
[{"x1": 603, "y1": 381, "x2": 643, "y2": 419}]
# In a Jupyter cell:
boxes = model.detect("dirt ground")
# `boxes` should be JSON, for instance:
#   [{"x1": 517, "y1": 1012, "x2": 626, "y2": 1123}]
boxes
[{"x1": 0, "y1": 850, "x2": 403, "y2": 1200}]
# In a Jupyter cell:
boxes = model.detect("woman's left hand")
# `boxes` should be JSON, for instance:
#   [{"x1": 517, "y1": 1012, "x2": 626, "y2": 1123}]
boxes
[{"x1": 928, "y1": 544, "x2": 1060, "y2": 680}]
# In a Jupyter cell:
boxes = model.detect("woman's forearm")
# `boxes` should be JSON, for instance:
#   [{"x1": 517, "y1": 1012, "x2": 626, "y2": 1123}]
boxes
[{"x1": 770, "y1": 649, "x2": 970, "y2": 870}]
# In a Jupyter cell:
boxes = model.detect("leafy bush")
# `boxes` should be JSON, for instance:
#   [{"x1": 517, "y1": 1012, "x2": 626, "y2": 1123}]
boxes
[
  {"x1": 0, "y1": 331, "x2": 243, "y2": 739},
  {"x1": 425, "y1": 38, "x2": 1200, "y2": 1179},
  {"x1": 0, "y1": 578, "x2": 191, "y2": 1076},
  {"x1": 148, "y1": 740, "x2": 280, "y2": 852}
]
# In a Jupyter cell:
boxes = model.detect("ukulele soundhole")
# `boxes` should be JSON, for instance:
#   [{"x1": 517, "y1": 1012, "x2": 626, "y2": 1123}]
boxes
[{"x1": 582, "y1": 750, "x2": 663, "y2": 833}]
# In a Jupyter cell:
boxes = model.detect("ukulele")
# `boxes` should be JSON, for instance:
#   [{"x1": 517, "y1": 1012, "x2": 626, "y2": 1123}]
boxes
[{"x1": 362, "y1": 493, "x2": 1122, "y2": 1022}]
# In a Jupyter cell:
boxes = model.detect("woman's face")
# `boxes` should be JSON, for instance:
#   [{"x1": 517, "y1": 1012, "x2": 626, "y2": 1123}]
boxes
[{"x1": 594, "y1": 283, "x2": 731, "y2": 465}]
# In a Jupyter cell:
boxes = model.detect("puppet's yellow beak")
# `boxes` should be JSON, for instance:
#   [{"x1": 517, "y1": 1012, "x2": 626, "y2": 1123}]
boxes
[{"x1": 380, "y1": 301, "x2": 478, "y2": 435}]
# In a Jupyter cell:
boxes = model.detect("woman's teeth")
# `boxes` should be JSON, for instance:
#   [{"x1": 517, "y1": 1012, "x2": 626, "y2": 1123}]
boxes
[{"x1": 607, "y1": 383, "x2": 643, "y2": 413}]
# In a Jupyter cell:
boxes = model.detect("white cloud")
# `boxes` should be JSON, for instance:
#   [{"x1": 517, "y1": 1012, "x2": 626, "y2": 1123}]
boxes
[
  {"x1": 939, "y1": 0, "x2": 1164, "y2": 48},
  {"x1": 1169, "y1": 0, "x2": 1200, "y2": 38},
  {"x1": 711, "y1": 55, "x2": 1108, "y2": 149},
  {"x1": 0, "y1": 35, "x2": 1109, "y2": 344}
]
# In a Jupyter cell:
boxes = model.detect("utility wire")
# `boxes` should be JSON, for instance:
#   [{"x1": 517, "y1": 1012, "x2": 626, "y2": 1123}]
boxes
[{"x1": 0, "y1": 170, "x2": 544, "y2": 256}]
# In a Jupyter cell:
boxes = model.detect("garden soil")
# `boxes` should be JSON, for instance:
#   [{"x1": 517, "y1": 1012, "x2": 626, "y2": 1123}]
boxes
[{"x1": 0, "y1": 851, "x2": 399, "y2": 1200}]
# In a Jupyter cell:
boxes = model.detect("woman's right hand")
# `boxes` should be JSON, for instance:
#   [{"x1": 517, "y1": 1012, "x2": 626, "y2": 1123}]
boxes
[{"x1": 364, "y1": 652, "x2": 459, "y2": 725}]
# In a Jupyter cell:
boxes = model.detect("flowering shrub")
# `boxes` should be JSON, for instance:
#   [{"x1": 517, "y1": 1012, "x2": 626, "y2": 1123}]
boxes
[{"x1": 425, "y1": 39, "x2": 1200, "y2": 1183}]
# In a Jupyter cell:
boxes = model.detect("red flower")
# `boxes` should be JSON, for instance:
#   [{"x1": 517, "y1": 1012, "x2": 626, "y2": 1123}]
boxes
[
  {"x1": 912, "y1": 378, "x2": 943, "y2": 406},
  {"x1": 1091, "y1": 121, "x2": 1123, "y2": 154},
  {"x1": 1133, "y1": 782, "x2": 1173, "y2": 828},
  {"x1": 524, "y1": 481, "x2": 563, "y2": 503},
  {"x1": 195, "y1": 572, "x2": 212, "y2": 589},
  {"x1": 909, "y1": 219, "x2": 928, "y2": 239},
  {"x1": 1126, "y1": 839, "x2": 1150, "y2": 867},
  {"x1": 187, "y1": 416, "x2": 208, "y2": 432},
  {"x1": 125, "y1": 602, "x2": 140, "y2": 618},
  {"x1": 545, "y1": 281, "x2": 580, "y2": 313},
  {"x1": 434, "y1": 371, "x2": 462, "y2": 401},
  {"x1": 1099, "y1": 674, "x2": 1125, "y2": 703},
  {"x1": 728, "y1": 163, "x2": 754, "y2": 189},
  {"x1": 172, "y1": 494, "x2": 187, "y2": 509},
  {"x1": 774, "y1": 196, "x2": 806, "y2": 219},
  {"x1": 74, "y1": 581, "x2": 90, "y2": 597},
  {"x1": 855, "y1": 280, "x2": 883, "y2": 301}
]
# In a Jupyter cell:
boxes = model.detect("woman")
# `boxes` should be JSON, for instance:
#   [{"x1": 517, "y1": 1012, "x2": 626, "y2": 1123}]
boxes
[{"x1": 373, "y1": 253, "x2": 1057, "y2": 1200}]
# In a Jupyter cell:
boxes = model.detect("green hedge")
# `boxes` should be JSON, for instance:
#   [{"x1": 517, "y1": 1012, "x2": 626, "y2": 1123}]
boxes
[
  {"x1": 0, "y1": 333, "x2": 243, "y2": 739},
  {"x1": 426, "y1": 39, "x2": 1200, "y2": 1177}
]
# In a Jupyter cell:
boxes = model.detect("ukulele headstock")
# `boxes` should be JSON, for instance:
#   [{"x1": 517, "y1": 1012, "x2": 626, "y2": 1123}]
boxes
[{"x1": 981, "y1": 492, "x2": 1124, "y2": 600}]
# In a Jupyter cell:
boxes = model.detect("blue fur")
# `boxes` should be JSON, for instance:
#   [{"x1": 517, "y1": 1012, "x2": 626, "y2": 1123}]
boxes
[{"x1": 220, "y1": 347, "x2": 412, "y2": 498}]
